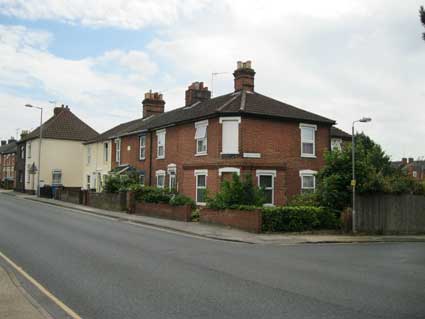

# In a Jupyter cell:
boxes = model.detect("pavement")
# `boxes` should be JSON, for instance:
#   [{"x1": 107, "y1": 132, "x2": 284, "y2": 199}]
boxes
[
  {"x1": 0, "y1": 263, "x2": 50, "y2": 319},
  {"x1": 0, "y1": 193, "x2": 424, "y2": 319},
  {"x1": 1, "y1": 189, "x2": 425, "y2": 245}
]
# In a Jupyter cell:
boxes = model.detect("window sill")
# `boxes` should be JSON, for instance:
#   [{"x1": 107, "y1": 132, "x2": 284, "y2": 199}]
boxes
[
  {"x1": 196, "y1": 202, "x2": 207, "y2": 206},
  {"x1": 156, "y1": 157, "x2": 165, "y2": 160},
  {"x1": 195, "y1": 153, "x2": 207, "y2": 157},
  {"x1": 139, "y1": 158, "x2": 146, "y2": 161},
  {"x1": 301, "y1": 154, "x2": 317, "y2": 159}
]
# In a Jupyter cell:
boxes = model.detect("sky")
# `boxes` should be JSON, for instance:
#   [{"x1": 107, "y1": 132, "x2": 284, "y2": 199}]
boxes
[{"x1": 0, "y1": 0, "x2": 424, "y2": 160}]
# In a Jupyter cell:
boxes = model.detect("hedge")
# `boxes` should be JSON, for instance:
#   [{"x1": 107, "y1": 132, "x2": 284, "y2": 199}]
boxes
[{"x1": 261, "y1": 206, "x2": 340, "y2": 232}]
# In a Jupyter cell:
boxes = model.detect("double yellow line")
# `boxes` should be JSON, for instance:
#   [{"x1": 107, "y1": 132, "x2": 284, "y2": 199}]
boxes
[{"x1": 0, "y1": 250, "x2": 82, "y2": 319}]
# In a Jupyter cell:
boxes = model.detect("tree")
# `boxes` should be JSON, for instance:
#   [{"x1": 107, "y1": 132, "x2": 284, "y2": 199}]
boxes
[
  {"x1": 316, "y1": 133, "x2": 394, "y2": 211},
  {"x1": 420, "y1": 6, "x2": 425, "y2": 41}
]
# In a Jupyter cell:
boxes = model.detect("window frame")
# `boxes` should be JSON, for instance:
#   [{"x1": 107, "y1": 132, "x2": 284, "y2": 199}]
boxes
[
  {"x1": 219, "y1": 117, "x2": 241, "y2": 155},
  {"x1": 299, "y1": 169, "x2": 317, "y2": 193},
  {"x1": 139, "y1": 174, "x2": 145, "y2": 186},
  {"x1": 139, "y1": 135, "x2": 146, "y2": 160},
  {"x1": 194, "y1": 169, "x2": 208, "y2": 205},
  {"x1": 87, "y1": 145, "x2": 91, "y2": 165},
  {"x1": 156, "y1": 170, "x2": 166, "y2": 188},
  {"x1": 104, "y1": 142, "x2": 109, "y2": 162},
  {"x1": 156, "y1": 129, "x2": 166, "y2": 159},
  {"x1": 195, "y1": 120, "x2": 208, "y2": 156},
  {"x1": 115, "y1": 138, "x2": 121, "y2": 164},
  {"x1": 52, "y1": 169, "x2": 62, "y2": 186},
  {"x1": 256, "y1": 170, "x2": 276, "y2": 206},
  {"x1": 299, "y1": 123, "x2": 317, "y2": 158}
]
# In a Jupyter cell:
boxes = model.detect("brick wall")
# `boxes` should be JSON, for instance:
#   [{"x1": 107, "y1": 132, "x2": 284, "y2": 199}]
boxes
[{"x1": 111, "y1": 115, "x2": 330, "y2": 206}]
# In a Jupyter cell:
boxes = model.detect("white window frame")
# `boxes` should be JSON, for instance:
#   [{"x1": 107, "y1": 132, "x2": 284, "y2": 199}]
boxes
[
  {"x1": 115, "y1": 138, "x2": 121, "y2": 164},
  {"x1": 139, "y1": 174, "x2": 145, "y2": 186},
  {"x1": 299, "y1": 123, "x2": 317, "y2": 158},
  {"x1": 413, "y1": 171, "x2": 418, "y2": 178},
  {"x1": 139, "y1": 135, "x2": 146, "y2": 160},
  {"x1": 104, "y1": 142, "x2": 109, "y2": 162},
  {"x1": 156, "y1": 170, "x2": 166, "y2": 188},
  {"x1": 299, "y1": 169, "x2": 317, "y2": 193},
  {"x1": 256, "y1": 170, "x2": 276, "y2": 206},
  {"x1": 219, "y1": 116, "x2": 241, "y2": 155},
  {"x1": 52, "y1": 169, "x2": 62, "y2": 186},
  {"x1": 218, "y1": 167, "x2": 240, "y2": 176},
  {"x1": 195, "y1": 169, "x2": 208, "y2": 205},
  {"x1": 156, "y1": 129, "x2": 166, "y2": 159},
  {"x1": 167, "y1": 164, "x2": 177, "y2": 190},
  {"x1": 331, "y1": 138, "x2": 342, "y2": 151},
  {"x1": 195, "y1": 120, "x2": 208, "y2": 156}
]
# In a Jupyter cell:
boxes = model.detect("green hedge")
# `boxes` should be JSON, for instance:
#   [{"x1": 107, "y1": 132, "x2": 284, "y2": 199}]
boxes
[
  {"x1": 261, "y1": 206, "x2": 340, "y2": 232},
  {"x1": 129, "y1": 185, "x2": 195, "y2": 208}
]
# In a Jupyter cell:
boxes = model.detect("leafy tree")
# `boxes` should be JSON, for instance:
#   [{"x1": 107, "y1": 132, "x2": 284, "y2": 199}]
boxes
[
  {"x1": 206, "y1": 173, "x2": 266, "y2": 209},
  {"x1": 421, "y1": 6, "x2": 425, "y2": 41},
  {"x1": 316, "y1": 133, "x2": 394, "y2": 210}
]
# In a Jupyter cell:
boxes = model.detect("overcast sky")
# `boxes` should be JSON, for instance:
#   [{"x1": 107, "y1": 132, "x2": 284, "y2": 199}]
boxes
[{"x1": 0, "y1": 0, "x2": 424, "y2": 159}]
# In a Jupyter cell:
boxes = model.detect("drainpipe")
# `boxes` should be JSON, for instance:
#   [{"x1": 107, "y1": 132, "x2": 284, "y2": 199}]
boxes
[{"x1": 149, "y1": 132, "x2": 153, "y2": 186}]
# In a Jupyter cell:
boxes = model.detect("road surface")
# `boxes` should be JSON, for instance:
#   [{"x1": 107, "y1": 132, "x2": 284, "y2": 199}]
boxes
[{"x1": 0, "y1": 194, "x2": 424, "y2": 319}]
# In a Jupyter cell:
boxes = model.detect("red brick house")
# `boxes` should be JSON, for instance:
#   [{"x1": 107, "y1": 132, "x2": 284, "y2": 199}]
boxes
[
  {"x1": 108, "y1": 61, "x2": 335, "y2": 206},
  {"x1": 392, "y1": 158, "x2": 425, "y2": 181},
  {"x1": 0, "y1": 138, "x2": 17, "y2": 189}
]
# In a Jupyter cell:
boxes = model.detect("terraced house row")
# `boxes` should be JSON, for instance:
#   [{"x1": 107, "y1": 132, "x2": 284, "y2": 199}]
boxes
[{"x1": 8, "y1": 61, "x2": 350, "y2": 205}]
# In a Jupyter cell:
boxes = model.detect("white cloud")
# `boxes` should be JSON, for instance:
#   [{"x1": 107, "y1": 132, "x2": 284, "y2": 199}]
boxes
[
  {"x1": 0, "y1": 0, "x2": 211, "y2": 29},
  {"x1": 1, "y1": 0, "x2": 425, "y2": 159}
]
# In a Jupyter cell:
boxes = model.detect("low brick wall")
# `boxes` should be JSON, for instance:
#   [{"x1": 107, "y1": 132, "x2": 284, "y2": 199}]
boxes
[
  {"x1": 200, "y1": 208, "x2": 262, "y2": 233},
  {"x1": 87, "y1": 192, "x2": 127, "y2": 212},
  {"x1": 135, "y1": 202, "x2": 192, "y2": 222},
  {"x1": 55, "y1": 188, "x2": 82, "y2": 205}
]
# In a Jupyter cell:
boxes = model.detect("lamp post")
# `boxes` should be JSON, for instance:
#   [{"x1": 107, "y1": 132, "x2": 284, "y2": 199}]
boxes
[
  {"x1": 352, "y1": 117, "x2": 372, "y2": 233},
  {"x1": 25, "y1": 104, "x2": 43, "y2": 197}
]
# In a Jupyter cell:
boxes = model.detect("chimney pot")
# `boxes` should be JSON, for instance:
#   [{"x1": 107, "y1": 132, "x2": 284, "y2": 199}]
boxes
[
  {"x1": 185, "y1": 81, "x2": 211, "y2": 106},
  {"x1": 142, "y1": 91, "x2": 165, "y2": 118},
  {"x1": 233, "y1": 60, "x2": 255, "y2": 92}
]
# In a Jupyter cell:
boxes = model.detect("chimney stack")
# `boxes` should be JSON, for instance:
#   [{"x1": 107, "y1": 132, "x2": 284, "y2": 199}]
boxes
[
  {"x1": 142, "y1": 91, "x2": 165, "y2": 118},
  {"x1": 7, "y1": 137, "x2": 15, "y2": 144},
  {"x1": 1, "y1": 140, "x2": 6, "y2": 146},
  {"x1": 185, "y1": 82, "x2": 211, "y2": 106},
  {"x1": 408, "y1": 157, "x2": 414, "y2": 164},
  {"x1": 20, "y1": 130, "x2": 29, "y2": 140},
  {"x1": 54, "y1": 104, "x2": 66, "y2": 116},
  {"x1": 233, "y1": 60, "x2": 255, "y2": 92},
  {"x1": 402, "y1": 158, "x2": 407, "y2": 165}
]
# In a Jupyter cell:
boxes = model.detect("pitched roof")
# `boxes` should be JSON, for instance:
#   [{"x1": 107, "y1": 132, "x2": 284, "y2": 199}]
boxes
[
  {"x1": 22, "y1": 107, "x2": 98, "y2": 142},
  {"x1": 114, "y1": 90, "x2": 335, "y2": 137},
  {"x1": 0, "y1": 141, "x2": 17, "y2": 154},
  {"x1": 331, "y1": 126, "x2": 351, "y2": 140}
]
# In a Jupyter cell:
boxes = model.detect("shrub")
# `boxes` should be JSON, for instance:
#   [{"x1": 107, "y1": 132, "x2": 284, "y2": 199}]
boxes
[
  {"x1": 170, "y1": 194, "x2": 196, "y2": 208},
  {"x1": 287, "y1": 193, "x2": 320, "y2": 207},
  {"x1": 103, "y1": 175, "x2": 122, "y2": 193},
  {"x1": 140, "y1": 186, "x2": 171, "y2": 204},
  {"x1": 206, "y1": 173, "x2": 265, "y2": 209},
  {"x1": 261, "y1": 206, "x2": 340, "y2": 232}
]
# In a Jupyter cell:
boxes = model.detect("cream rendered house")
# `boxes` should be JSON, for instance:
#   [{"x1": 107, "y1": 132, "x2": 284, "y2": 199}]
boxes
[
  {"x1": 82, "y1": 140, "x2": 112, "y2": 191},
  {"x1": 22, "y1": 106, "x2": 98, "y2": 193},
  {"x1": 81, "y1": 120, "x2": 140, "y2": 191}
]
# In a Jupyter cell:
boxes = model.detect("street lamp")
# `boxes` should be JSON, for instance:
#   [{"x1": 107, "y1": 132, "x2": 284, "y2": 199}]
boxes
[
  {"x1": 352, "y1": 117, "x2": 372, "y2": 233},
  {"x1": 25, "y1": 104, "x2": 43, "y2": 197}
]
